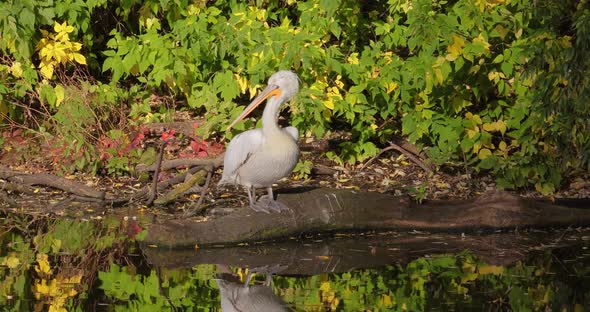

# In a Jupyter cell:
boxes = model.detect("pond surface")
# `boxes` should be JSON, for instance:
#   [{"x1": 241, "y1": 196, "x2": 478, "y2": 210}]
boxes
[{"x1": 1, "y1": 211, "x2": 589, "y2": 311}]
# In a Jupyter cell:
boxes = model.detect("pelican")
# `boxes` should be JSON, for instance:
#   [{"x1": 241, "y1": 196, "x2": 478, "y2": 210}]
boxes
[{"x1": 218, "y1": 70, "x2": 300, "y2": 213}]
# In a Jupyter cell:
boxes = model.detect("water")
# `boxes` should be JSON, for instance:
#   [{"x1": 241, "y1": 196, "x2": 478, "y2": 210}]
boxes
[{"x1": 1, "y1": 212, "x2": 589, "y2": 311}]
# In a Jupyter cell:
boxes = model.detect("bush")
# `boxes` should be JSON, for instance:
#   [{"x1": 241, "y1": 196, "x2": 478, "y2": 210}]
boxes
[{"x1": 1, "y1": 0, "x2": 588, "y2": 193}]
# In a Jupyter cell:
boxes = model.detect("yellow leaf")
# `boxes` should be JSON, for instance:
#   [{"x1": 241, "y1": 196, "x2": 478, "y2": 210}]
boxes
[
  {"x1": 478, "y1": 148, "x2": 492, "y2": 159},
  {"x1": 478, "y1": 264, "x2": 504, "y2": 275},
  {"x1": 487, "y1": 71, "x2": 498, "y2": 81},
  {"x1": 39, "y1": 42, "x2": 54, "y2": 59},
  {"x1": 446, "y1": 35, "x2": 465, "y2": 60},
  {"x1": 461, "y1": 272, "x2": 479, "y2": 283},
  {"x1": 385, "y1": 81, "x2": 398, "y2": 94},
  {"x1": 35, "y1": 279, "x2": 50, "y2": 296},
  {"x1": 54, "y1": 21, "x2": 74, "y2": 35},
  {"x1": 319, "y1": 281, "x2": 332, "y2": 292},
  {"x1": 69, "y1": 42, "x2": 82, "y2": 52},
  {"x1": 433, "y1": 68, "x2": 443, "y2": 85},
  {"x1": 328, "y1": 86, "x2": 341, "y2": 98},
  {"x1": 487, "y1": 71, "x2": 506, "y2": 82},
  {"x1": 48, "y1": 305, "x2": 67, "y2": 312},
  {"x1": 462, "y1": 258, "x2": 477, "y2": 273},
  {"x1": 347, "y1": 52, "x2": 359, "y2": 65},
  {"x1": 494, "y1": 24, "x2": 509, "y2": 39},
  {"x1": 54, "y1": 85, "x2": 65, "y2": 107},
  {"x1": 382, "y1": 294, "x2": 393, "y2": 305},
  {"x1": 234, "y1": 74, "x2": 248, "y2": 94},
  {"x1": 334, "y1": 75, "x2": 344, "y2": 88},
  {"x1": 466, "y1": 127, "x2": 479, "y2": 138},
  {"x1": 496, "y1": 120, "x2": 507, "y2": 134},
  {"x1": 473, "y1": 142, "x2": 481, "y2": 153},
  {"x1": 10, "y1": 61, "x2": 23, "y2": 77},
  {"x1": 465, "y1": 112, "x2": 482, "y2": 124},
  {"x1": 72, "y1": 53, "x2": 86, "y2": 65},
  {"x1": 35, "y1": 253, "x2": 52, "y2": 275},
  {"x1": 498, "y1": 140, "x2": 507, "y2": 150},
  {"x1": 473, "y1": 33, "x2": 491, "y2": 54},
  {"x1": 48, "y1": 279, "x2": 60, "y2": 296},
  {"x1": 53, "y1": 21, "x2": 62, "y2": 33},
  {"x1": 482, "y1": 122, "x2": 495, "y2": 132},
  {"x1": 323, "y1": 98, "x2": 334, "y2": 110},
  {"x1": 4, "y1": 254, "x2": 20, "y2": 269},
  {"x1": 50, "y1": 43, "x2": 68, "y2": 63}
]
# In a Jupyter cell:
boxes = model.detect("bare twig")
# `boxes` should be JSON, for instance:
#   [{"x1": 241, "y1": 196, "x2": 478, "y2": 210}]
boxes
[
  {"x1": 1, "y1": 180, "x2": 36, "y2": 194},
  {"x1": 184, "y1": 165, "x2": 214, "y2": 217},
  {"x1": 153, "y1": 169, "x2": 207, "y2": 206},
  {"x1": 1, "y1": 167, "x2": 106, "y2": 199},
  {"x1": 147, "y1": 141, "x2": 167, "y2": 206},
  {"x1": 360, "y1": 142, "x2": 433, "y2": 173},
  {"x1": 136, "y1": 157, "x2": 223, "y2": 172}
]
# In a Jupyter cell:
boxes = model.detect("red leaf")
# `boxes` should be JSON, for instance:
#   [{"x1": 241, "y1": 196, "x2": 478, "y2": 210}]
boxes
[{"x1": 161, "y1": 129, "x2": 176, "y2": 141}]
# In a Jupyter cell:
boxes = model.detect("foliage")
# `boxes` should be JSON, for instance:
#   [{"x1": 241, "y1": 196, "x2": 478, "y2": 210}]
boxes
[
  {"x1": 36, "y1": 21, "x2": 87, "y2": 79},
  {"x1": 99, "y1": 264, "x2": 219, "y2": 311},
  {"x1": 293, "y1": 159, "x2": 313, "y2": 180},
  {"x1": 1, "y1": 0, "x2": 589, "y2": 191}
]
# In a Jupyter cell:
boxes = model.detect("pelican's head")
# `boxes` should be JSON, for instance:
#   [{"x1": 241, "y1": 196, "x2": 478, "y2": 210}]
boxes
[
  {"x1": 266, "y1": 70, "x2": 300, "y2": 103},
  {"x1": 228, "y1": 70, "x2": 300, "y2": 130}
]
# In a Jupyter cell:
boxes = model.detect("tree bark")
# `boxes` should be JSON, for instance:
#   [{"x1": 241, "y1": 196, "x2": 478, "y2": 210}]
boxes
[{"x1": 143, "y1": 188, "x2": 590, "y2": 248}]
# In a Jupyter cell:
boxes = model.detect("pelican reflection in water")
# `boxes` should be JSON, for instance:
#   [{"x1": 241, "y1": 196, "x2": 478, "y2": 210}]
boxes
[{"x1": 218, "y1": 70, "x2": 300, "y2": 213}]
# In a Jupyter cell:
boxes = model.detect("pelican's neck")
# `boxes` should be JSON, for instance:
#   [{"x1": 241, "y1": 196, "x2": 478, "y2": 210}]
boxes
[{"x1": 261, "y1": 96, "x2": 283, "y2": 135}]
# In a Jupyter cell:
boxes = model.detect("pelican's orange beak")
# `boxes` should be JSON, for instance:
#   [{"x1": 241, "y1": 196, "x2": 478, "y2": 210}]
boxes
[{"x1": 227, "y1": 84, "x2": 282, "y2": 130}]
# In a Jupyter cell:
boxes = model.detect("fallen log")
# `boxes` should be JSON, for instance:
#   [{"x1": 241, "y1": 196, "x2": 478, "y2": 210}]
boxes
[
  {"x1": 1, "y1": 166, "x2": 105, "y2": 199},
  {"x1": 143, "y1": 188, "x2": 590, "y2": 248}
]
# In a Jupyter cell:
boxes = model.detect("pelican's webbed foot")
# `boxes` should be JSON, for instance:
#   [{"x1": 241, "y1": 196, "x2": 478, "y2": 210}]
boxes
[{"x1": 249, "y1": 196, "x2": 290, "y2": 213}]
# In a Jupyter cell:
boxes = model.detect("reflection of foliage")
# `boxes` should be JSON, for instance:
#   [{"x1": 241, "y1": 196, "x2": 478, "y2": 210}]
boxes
[
  {"x1": 32, "y1": 253, "x2": 83, "y2": 312},
  {"x1": 2, "y1": 214, "x2": 590, "y2": 311},
  {"x1": 98, "y1": 264, "x2": 219, "y2": 311},
  {"x1": 0, "y1": 214, "x2": 131, "y2": 310},
  {"x1": 271, "y1": 251, "x2": 589, "y2": 311}
]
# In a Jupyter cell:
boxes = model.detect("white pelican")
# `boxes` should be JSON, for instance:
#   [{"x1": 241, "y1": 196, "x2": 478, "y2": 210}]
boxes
[{"x1": 218, "y1": 70, "x2": 300, "y2": 213}]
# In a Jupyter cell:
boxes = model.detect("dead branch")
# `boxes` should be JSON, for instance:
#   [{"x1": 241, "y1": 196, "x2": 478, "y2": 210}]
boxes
[
  {"x1": 154, "y1": 169, "x2": 208, "y2": 206},
  {"x1": 1, "y1": 166, "x2": 105, "y2": 199},
  {"x1": 184, "y1": 166, "x2": 214, "y2": 217},
  {"x1": 147, "y1": 141, "x2": 168, "y2": 206},
  {"x1": 1, "y1": 180, "x2": 36, "y2": 194},
  {"x1": 136, "y1": 157, "x2": 223, "y2": 172},
  {"x1": 361, "y1": 142, "x2": 433, "y2": 173}
]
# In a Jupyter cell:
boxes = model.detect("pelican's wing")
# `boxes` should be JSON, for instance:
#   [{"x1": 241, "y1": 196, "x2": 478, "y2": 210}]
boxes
[
  {"x1": 219, "y1": 128, "x2": 263, "y2": 185},
  {"x1": 283, "y1": 126, "x2": 299, "y2": 142}
]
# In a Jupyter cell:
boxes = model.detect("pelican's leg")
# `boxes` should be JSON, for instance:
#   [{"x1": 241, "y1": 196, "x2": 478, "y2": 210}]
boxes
[
  {"x1": 243, "y1": 271, "x2": 253, "y2": 287},
  {"x1": 256, "y1": 186, "x2": 290, "y2": 213},
  {"x1": 245, "y1": 186, "x2": 256, "y2": 207},
  {"x1": 247, "y1": 186, "x2": 272, "y2": 213}
]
